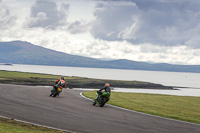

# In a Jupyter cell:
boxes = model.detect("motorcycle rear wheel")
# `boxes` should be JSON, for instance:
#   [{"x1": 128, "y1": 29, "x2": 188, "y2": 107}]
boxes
[
  {"x1": 100, "y1": 103, "x2": 105, "y2": 107},
  {"x1": 100, "y1": 98, "x2": 106, "y2": 107}
]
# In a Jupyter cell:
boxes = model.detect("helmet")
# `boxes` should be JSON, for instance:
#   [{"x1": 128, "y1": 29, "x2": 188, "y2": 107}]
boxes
[
  {"x1": 105, "y1": 83, "x2": 110, "y2": 87},
  {"x1": 61, "y1": 76, "x2": 64, "y2": 80}
]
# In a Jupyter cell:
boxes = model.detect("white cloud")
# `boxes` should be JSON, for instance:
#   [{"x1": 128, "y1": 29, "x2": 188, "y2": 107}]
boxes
[
  {"x1": 118, "y1": 18, "x2": 139, "y2": 40},
  {"x1": 91, "y1": 0, "x2": 200, "y2": 48},
  {"x1": 66, "y1": 20, "x2": 91, "y2": 34},
  {"x1": 27, "y1": 12, "x2": 47, "y2": 27},
  {"x1": 26, "y1": 0, "x2": 69, "y2": 29},
  {"x1": 0, "y1": 0, "x2": 200, "y2": 65},
  {"x1": 91, "y1": 1, "x2": 138, "y2": 41},
  {"x1": 185, "y1": 37, "x2": 200, "y2": 49},
  {"x1": 0, "y1": 1, "x2": 16, "y2": 30}
]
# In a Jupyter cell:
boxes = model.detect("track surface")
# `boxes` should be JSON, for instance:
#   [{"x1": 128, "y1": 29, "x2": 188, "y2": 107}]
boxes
[{"x1": 0, "y1": 84, "x2": 199, "y2": 133}]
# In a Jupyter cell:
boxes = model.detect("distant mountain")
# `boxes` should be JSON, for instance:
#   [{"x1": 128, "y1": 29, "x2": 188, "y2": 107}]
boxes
[
  {"x1": 0, "y1": 41, "x2": 106, "y2": 67},
  {"x1": 1, "y1": 41, "x2": 200, "y2": 73}
]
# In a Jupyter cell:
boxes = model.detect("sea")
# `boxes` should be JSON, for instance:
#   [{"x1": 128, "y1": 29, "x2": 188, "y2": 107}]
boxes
[{"x1": 0, "y1": 64, "x2": 200, "y2": 97}]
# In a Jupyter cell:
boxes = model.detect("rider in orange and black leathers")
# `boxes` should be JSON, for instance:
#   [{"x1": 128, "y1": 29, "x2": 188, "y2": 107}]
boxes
[{"x1": 54, "y1": 76, "x2": 66, "y2": 91}]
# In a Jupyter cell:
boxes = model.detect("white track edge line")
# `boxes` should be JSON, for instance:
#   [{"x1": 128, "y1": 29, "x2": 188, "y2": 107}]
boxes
[
  {"x1": 80, "y1": 92, "x2": 200, "y2": 126},
  {"x1": 0, "y1": 115, "x2": 76, "y2": 133}
]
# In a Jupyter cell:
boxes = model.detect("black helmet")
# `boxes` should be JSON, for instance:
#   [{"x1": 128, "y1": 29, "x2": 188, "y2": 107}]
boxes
[{"x1": 61, "y1": 76, "x2": 64, "y2": 80}]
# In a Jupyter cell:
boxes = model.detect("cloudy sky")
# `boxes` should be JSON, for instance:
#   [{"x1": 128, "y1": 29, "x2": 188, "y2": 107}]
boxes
[{"x1": 1, "y1": 0, "x2": 200, "y2": 65}]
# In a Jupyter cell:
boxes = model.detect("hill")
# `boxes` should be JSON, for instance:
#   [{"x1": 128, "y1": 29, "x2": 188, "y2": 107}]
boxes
[{"x1": 0, "y1": 41, "x2": 200, "y2": 73}]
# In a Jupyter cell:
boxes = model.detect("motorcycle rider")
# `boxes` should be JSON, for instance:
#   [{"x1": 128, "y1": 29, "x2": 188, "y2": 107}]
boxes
[
  {"x1": 53, "y1": 76, "x2": 66, "y2": 94},
  {"x1": 97, "y1": 83, "x2": 111, "y2": 101}
]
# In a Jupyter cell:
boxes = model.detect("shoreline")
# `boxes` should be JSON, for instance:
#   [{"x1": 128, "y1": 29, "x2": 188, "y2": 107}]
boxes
[
  {"x1": 0, "y1": 70, "x2": 174, "y2": 90},
  {"x1": 1, "y1": 64, "x2": 200, "y2": 89}
]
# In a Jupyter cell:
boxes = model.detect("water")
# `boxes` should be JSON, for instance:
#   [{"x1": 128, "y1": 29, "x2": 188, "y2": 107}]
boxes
[{"x1": 1, "y1": 64, "x2": 200, "y2": 96}]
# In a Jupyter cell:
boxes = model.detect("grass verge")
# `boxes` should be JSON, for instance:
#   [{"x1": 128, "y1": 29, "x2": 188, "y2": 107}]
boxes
[
  {"x1": 0, "y1": 70, "x2": 172, "y2": 89},
  {"x1": 0, "y1": 117, "x2": 67, "y2": 133},
  {"x1": 83, "y1": 91, "x2": 200, "y2": 124}
]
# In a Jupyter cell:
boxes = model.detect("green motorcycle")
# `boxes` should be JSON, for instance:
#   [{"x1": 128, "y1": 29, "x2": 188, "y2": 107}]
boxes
[{"x1": 93, "y1": 91, "x2": 110, "y2": 107}]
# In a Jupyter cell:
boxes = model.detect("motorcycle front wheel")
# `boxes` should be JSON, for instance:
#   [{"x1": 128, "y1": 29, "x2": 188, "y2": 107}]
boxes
[{"x1": 93, "y1": 100, "x2": 96, "y2": 105}]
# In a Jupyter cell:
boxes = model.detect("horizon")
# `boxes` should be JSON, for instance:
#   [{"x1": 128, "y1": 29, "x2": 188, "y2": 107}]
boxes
[{"x1": 0, "y1": 0, "x2": 200, "y2": 65}]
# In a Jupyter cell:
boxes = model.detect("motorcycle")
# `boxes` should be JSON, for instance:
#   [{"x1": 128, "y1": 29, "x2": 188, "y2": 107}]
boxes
[
  {"x1": 50, "y1": 85, "x2": 62, "y2": 97},
  {"x1": 93, "y1": 91, "x2": 110, "y2": 107}
]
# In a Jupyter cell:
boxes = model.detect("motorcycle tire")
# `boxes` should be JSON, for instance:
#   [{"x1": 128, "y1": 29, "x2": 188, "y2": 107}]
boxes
[
  {"x1": 53, "y1": 93, "x2": 57, "y2": 97},
  {"x1": 100, "y1": 98, "x2": 106, "y2": 107},
  {"x1": 93, "y1": 100, "x2": 96, "y2": 105},
  {"x1": 100, "y1": 103, "x2": 105, "y2": 107}
]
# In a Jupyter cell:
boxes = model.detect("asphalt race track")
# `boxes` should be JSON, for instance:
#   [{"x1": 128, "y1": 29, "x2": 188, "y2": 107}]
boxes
[{"x1": 0, "y1": 84, "x2": 200, "y2": 133}]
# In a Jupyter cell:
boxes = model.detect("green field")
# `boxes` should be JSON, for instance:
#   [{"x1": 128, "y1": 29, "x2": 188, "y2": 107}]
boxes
[
  {"x1": 83, "y1": 91, "x2": 200, "y2": 124},
  {"x1": 0, "y1": 117, "x2": 66, "y2": 133},
  {"x1": 0, "y1": 70, "x2": 171, "y2": 89}
]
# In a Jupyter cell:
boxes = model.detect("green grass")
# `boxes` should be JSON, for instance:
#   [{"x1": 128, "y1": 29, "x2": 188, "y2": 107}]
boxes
[
  {"x1": 0, "y1": 70, "x2": 60, "y2": 85},
  {"x1": 0, "y1": 117, "x2": 67, "y2": 133},
  {"x1": 83, "y1": 91, "x2": 200, "y2": 124},
  {"x1": 0, "y1": 70, "x2": 166, "y2": 89}
]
